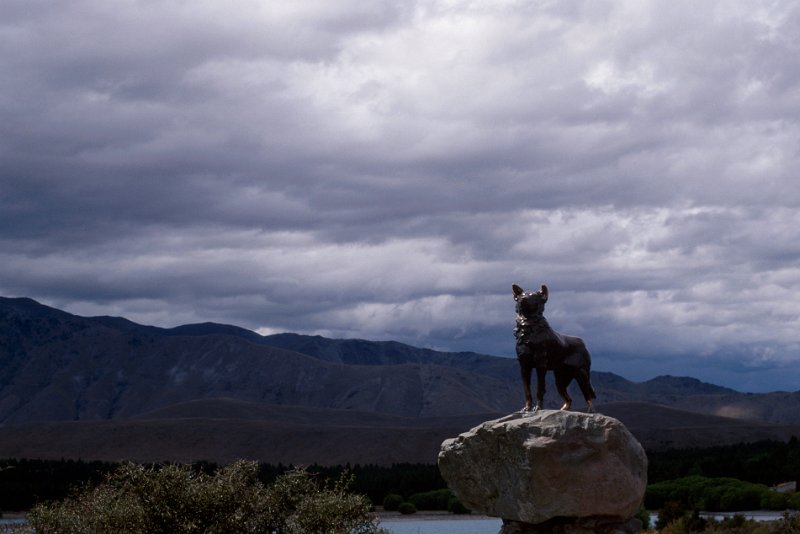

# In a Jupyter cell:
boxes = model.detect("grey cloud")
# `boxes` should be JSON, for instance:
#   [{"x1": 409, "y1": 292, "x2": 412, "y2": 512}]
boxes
[{"x1": 1, "y1": 1, "x2": 799, "y2": 392}]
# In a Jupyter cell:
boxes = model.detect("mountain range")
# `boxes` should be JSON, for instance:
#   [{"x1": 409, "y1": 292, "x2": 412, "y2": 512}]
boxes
[{"x1": 1, "y1": 296, "x2": 799, "y2": 465}]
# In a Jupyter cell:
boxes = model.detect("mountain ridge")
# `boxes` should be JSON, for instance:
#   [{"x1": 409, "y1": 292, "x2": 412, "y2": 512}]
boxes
[{"x1": 2, "y1": 296, "x2": 799, "y2": 464}]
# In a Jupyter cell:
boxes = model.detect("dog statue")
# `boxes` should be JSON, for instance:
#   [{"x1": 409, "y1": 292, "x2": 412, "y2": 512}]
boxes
[{"x1": 513, "y1": 283, "x2": 596, "y2": 413}]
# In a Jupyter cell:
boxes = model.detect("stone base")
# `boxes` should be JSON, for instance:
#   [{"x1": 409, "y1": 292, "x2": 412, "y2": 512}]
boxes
[
  {"x1": 500, "y1": 516, "x2": 643, "y2": 534},
  {"x1": 439, "y1": 411, "x2": 648, "y2": 525}
]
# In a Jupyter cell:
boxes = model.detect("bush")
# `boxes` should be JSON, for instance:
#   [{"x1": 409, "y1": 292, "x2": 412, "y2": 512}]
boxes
[
  {"x1": 447, "y1": 496, "x2": 470, "y2": 514},
  {"x1": 760, "y1": 490, "x2": 788, "y2": 510},
  {"x1": 397, "y1": 502, "x2": 417, "y2": 515},
  {"x1": 635, "y1": 505, "x2": 650, "y2": 530},
  {"x1": 382, "y1": 493, "x2": 403, "y2": 511},
  {"x1": 408, "y1": 488, "x2": 453, "y2": 510},
  {"x1": 646, "y1": 475, "x2": 773, "y2": 512},
  {"x1": 26, "y1": 461, "x2": 388, "y2": 534},
  {"x1": 657, "y1": 508, "x2": 708, "y2": 534},
  {"x1": 719, "y1": 514, "x2": 748, "y2": 529},
  {"x1": 771, "y1": 511, "x2": 800, "y2": 533},
  {"x1": 656, "y1": 501, "x2": 687, "y2": 531}
]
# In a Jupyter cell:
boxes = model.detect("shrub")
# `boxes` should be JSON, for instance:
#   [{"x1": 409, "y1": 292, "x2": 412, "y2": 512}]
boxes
[
  {"x1": 408, "y1": 488, "x2": 453, "y2": 510},
  {"x1": 719, "y1": 514, "x2": 748, "y2": 529},
  {"x1": 635, "y1": 505, "x2": 650, "y2": 530},
  {"x1": 447, "y1": 496, "x2": 470, "y2": 514},
  {"x1": 656, "y1": 501, "x2": 687, "y2": 531},
  {"x1": 790, "y1": 492, "x2": 800, "y2": 510},
  {"x1": 657, "y1": 508, "x2": 707, "y2": 534},
  {"x1": 760, "y1": 490, "x2": 788, "y2": 510},
  {"x1": 646, "y1": 475, "x2": 774, "y2": 512},
  {"x1": 397, "y1": 502, "x2": 417, "y2": 515},
  {"x1": 26, "y1": 461, "x2": 388, "y2": 534},
  {"x1": 382, "y1": 493, "x2": 403, "y2": 511},
  {"x1": 770, "y1": 511, "x2": 800, "y2": 533}
]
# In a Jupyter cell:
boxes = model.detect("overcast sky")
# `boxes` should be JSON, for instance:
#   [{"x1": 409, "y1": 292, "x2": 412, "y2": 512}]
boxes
[{"x1": 2, "y1": 1, "x2": 798, "y2": 393}]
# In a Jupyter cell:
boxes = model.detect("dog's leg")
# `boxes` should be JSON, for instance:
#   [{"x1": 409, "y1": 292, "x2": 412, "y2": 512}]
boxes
[
  {"x1": 534, "y1": 366, "x2": 547, "y2": 411},
  {"x1": 554, "y1": 368, "x2": 572, "y2": 411},
  {"x1": 519, "y1": 363, "x2": 533, "y2": 412},
  {"x1": 574, "y1": 368, "x2": 596, "y2": 413}
]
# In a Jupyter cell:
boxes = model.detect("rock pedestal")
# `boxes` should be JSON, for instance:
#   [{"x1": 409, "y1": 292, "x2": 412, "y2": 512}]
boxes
[{"x1": 438, "y1": 410, "x2": 647, "y2": 533}]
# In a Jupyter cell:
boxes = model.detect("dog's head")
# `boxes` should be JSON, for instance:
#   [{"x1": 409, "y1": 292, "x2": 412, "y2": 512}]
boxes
[{"x1": 512, "y1": 283, "x2": 548, "y2": 317}]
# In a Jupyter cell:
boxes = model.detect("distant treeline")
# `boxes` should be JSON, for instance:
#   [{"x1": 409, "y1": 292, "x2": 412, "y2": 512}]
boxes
[
  {"x1": 2, "y1": 437, "x2": 799, "y2": 511},
  {"x1": 0, "y1": 459, "x2": 447, "y2": 511},
  {"x1": 0, "y1": 458, "x2": 117, "y2": 511},
  {"x1": 646, "y1": 475, "x2": 800, "y2": 512},
  {"x1": 647, "y1": 436, "x2": 800, "y2": 485}
]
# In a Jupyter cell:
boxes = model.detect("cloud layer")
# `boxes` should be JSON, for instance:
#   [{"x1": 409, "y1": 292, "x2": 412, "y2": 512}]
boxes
[{"x1": 2, "y1": 1, "x2": 799, "y2": 392}]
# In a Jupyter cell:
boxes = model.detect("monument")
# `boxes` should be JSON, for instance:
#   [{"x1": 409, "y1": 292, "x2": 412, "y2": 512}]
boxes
[
  {"x1": 437, "y1": 284, "x2": 647, "y2": 533},
  {"x1": 512, "y1": 284, "x2": 596, "y2": 413}
]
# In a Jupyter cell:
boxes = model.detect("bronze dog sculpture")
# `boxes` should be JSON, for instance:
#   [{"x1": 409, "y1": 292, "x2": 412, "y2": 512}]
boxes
[{"x1": 513, "y1": 283, "x2": 596, "y2": 413}]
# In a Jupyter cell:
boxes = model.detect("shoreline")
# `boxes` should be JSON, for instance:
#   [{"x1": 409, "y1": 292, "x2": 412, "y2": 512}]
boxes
[{"x1": 376, "y1": 510, "x2": 498, "y2": 522}]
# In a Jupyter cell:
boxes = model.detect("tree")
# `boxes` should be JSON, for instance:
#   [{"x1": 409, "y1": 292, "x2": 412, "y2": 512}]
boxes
[
  {"x1": 27, "y1": 461, "x2": 387, "y2": 534},
  {"x1": 382, "y1": 493, "x2": 403, "y2": 511}
]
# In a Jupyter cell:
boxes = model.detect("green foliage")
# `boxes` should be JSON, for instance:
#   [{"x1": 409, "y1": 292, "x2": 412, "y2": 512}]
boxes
[
  {"x1": 658, "y1": 512, "x2": 709, "y2": 534},
  {"x1": 760, "y1": 490, "x2": 788, "y2": 510},
  {"x1": 772, "y1": 511, "x2": 800, "y2": 533},
  {"x1": 657, "y1": 511, "x2": 800, "y2": 534},
  {"x1": 5, "y1": 438, "x2": 800, "y2": 513},
  {"x1": 447, "y1": 496, "x2": 470, "y2": 514},
  {"x1": 656, "y1": 501, "x2": 687, "y2": 530},
  {"x1": 408, "y1": 488, "x2": 453, "y2": 510},
  {"x1": 382, "y1": 493, "x2": 403, "y2": 511},
  {"x1": 719, "y1": 514, "x2": 749, "y2": 529},
  {"x1": 382, "y1": 486, "x2": 468, "y2": 514},
  {"x1": 635, "y1": 504, "x2": 650, "y2": 530},
  {"x1": 647, "y1": 475, "x2": 776, "y2": 512},
  {"x1": 647, "y1": 437, "x2": 800, "y2": 486},
  {"x1": 258, "y1": 462, "x2": 446, "y2": 506},
  {"x1": 684, "y1": 510, "x2": 708, "y2": 532},
  {"x1": 25, "y1": 461, "x2": 387, "y2": 534},
  {"x1": 397, "y1": 502, "x2": 417, "y2": 515},
  {"x1": 275, "y1": 470, "x2": 383, "y2": 534}
]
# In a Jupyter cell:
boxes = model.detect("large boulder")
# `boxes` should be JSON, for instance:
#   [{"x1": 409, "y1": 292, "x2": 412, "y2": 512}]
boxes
[{"x1": 438, "y1": 410, "x2": 647, "y2": 528}]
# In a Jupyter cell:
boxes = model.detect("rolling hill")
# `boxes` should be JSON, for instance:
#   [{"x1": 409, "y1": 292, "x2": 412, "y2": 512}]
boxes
[{"x1": 1, "y1": 296, "x2": 799, "y2": 464}]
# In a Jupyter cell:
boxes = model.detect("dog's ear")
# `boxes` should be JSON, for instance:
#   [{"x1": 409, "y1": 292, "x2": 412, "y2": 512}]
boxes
[
  {"x1": 512, "y1": 284, "x2": 524, "y2": 299},
  {"x1": 540, "y1": 285, "x2": 548, "y2": 301}
]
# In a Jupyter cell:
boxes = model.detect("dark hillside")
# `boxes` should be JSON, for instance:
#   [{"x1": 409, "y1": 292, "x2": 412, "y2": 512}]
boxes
[{"x1": 2, "y1": 297, "x2": 800, "y2": 465}]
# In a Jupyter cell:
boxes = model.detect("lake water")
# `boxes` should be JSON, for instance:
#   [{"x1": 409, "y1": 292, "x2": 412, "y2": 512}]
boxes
[
  {"x1": 381, "y1": 517, "x2": 502, "y2": 534},
  {"x1": 700, "y1": 510, "x2": 787, "y2": 522},
  {"x1": 380, "y1": 511, "x2": 790, "y2": 533},
  {"x1": 1, "y1": 510, "x2": 789, "y2": 533},
  {"x1": 0, "y1": 515, "x2": 27, "y2": 533}
]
